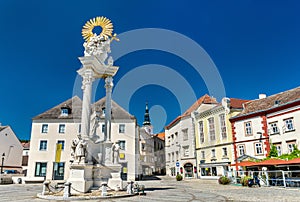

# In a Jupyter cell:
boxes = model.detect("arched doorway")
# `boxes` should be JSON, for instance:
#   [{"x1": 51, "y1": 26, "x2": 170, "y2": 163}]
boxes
[{"x1": 184, "y1": 163, "x2": 194, "y2": 178}]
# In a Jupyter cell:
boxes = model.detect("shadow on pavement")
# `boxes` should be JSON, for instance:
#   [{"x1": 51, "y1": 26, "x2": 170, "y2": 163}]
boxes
[
  {"x1": 145, "y1": 187, "x2": 175, "y2": 192},
  {"x1": 140, "y1": 175, "x2": 162, "y2": 181}
]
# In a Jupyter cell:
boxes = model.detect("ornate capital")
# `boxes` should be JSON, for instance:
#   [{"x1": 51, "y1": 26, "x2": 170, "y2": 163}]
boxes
[{"x1": 81, "y1": 69, "x2": 95, "y2": 90}]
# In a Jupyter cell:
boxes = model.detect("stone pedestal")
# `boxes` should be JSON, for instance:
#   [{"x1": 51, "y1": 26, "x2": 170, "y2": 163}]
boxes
[
  {"x1": 108, "y1": 171, "x2": 123, "y2": 191},
  {"x1": 68, "y1": 164, "x2": 93, "y2": 194}
]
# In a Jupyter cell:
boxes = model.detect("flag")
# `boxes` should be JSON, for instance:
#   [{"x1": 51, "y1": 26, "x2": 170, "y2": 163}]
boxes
[{"x1": 55, "y1": 143, "x2": 62, "y2": 162}]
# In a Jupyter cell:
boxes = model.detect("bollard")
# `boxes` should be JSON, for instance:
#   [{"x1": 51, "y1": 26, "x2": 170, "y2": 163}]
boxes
[
  {"x1": 42, "y1": 181, "x2": 50, "y2": 195},
  {"x1": 63, "y1": 182, "x2": 71, "y2": 198},
  {"x1": 126, "y1": 181, "x2": 134, "y2": 194},
  {"x1": 101, "y1": 182, "x2": 108, "y2": 196}
]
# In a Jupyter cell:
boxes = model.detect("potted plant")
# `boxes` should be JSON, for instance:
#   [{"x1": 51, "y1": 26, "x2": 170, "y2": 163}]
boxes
[{"x1": 176, "y1": 174, "x2": 183, "y2": 181}]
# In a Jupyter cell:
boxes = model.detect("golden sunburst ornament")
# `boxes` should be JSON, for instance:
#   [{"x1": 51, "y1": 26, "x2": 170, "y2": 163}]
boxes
[{"x1": 82, "y1": 16, "x2": 114, "y2": 41}]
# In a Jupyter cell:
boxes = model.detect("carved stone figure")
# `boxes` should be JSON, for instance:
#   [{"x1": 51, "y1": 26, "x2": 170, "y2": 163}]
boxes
[
  {"x1": 112, "y1": 142, "x2": 120, "y2": 164},
  {"x1": 74, "y1": 135, "x2": 87, "y2": 163}
]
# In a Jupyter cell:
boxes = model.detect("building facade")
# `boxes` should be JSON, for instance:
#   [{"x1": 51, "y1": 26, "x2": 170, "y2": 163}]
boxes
[
  {"x1": 230, "y1": 86, "x2": 300, "y2": 171},
  {"x1": 153, "y1": 132, "x2": 166, "y2": 175},
  {"x1": 27, "y1": 96, "x2": 140, "y2": 182},
  {"x1": 194, "y1": 98, "x2": 247, "y2": 179},
  {"x1": 0, "y1": 125, "x2": 23, "y2": 173},
  {"x1": 139, "y1": 103, "x2": 155, "y2": 177},
  {"x1": 165, "y1": 95, "x2": 217, "y2": 178}
]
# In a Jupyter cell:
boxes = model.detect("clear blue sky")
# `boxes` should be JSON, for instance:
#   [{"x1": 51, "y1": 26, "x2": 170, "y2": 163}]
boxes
[{"x1": 0, "y1": 0, "x2": 299, "y2": 140}]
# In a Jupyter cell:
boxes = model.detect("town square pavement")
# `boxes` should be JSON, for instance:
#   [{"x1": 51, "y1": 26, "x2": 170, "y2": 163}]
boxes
[{"x1": 0, "y1": 176, "x2": 299, "y2": 202}]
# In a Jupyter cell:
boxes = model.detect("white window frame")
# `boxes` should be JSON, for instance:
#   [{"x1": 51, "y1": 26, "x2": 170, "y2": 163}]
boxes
[
  {"x1": 269, "y1": 122, "x2": 279, "y2": 134},
  {"x1": 238, "y1": 145, "x2": 245, "y2": 156},
  {"x1": 244, "y1": 121, "x2": 252, "y2": 136},
  {"x1": 201, "y1": 151, "x2": 205, "y2": 159},
  {"x1": 57, "y1": 140, "x2": 65, "y2": 150},
  {"x1": 58, "y1": 124, "x2": 65, "y2": 134},
  {"x1": 119, "y1": 124, "x2": 125, "y2": 133},
  {"x1": 211, "y1": 149, "x2": 216, "y2": 158},
  {"x1": 223, "y1": 147, "x2": 228, "y2": 157},
  {"x1": 198, "y1": 121, "x2": 204, "y2": 143},
  {"x1": 41, "y1": 124, "x2": 48, "y2": 133},
  {"x1": 39, "y1": 140, "x2": 48, "y2": 151},
  {"x1": 219, "y1": 114, "x2": 227, "y2": 139},
  {"x1": 285, "y1": 118, "x2": 295, "y2": 132},
  {"x1": 119, "y1": 140, "x2": 126, "y2": 150},
  {"x1": 255, "y1": 142, "x2": 263, "y2": 155},
  {"x1": 208, "y1": 117, "x2": 215, "y2": 141},
  {"x1": 182, "y1": 128, "x2": 188, "y2": 141}
]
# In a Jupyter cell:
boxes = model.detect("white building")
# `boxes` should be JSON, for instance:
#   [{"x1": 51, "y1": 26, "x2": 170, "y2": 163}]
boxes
[
  {"x1": 27, "y1": 96, "x2": 140, "y2": 182},
  {"x1": 0, "y1": 125, "x2": 23, "y2": 173},
  {"x1": 139, "y1": 103, "x2": 155, "y2": 177},
  {"x1": 230, "y1": 86, "x2": 300, "y2": 171},
  {"x1": 165, "y1": 95, "x2": 217, "y2": 178}
]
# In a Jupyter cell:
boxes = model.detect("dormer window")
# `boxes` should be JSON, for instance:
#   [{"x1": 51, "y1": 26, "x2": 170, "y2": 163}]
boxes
[
  {"x1": 61, "y1": 107, "x2": 70, "y2": 116},
  {"x1": 101, "y1": 107, "x2": 106, "y2": 116}
]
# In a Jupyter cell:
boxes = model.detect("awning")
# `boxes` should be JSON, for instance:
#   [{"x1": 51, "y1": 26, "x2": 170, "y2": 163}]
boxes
[{"x1": 231, "y1": 158, "x2": 300, "y2": 167}]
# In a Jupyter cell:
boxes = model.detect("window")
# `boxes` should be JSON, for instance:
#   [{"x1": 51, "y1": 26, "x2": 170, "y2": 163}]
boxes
[
  {"x1": 53, "y1": 162, "x2": 64, "y2": 180},
  {"x1": 255, "y1": 142, "x2": 263, "y2": 155},
  {"x1": 172, "y1": 152, "x2": 174, "y2": 162},
  {"x1": 219, "y1": 114, "x2": 227, "y2": 139},
  {"x1": 211, "y1": 149, "x2": 216, "y2": 158},
  {"x1": 35, "y1": 162, "x2": 47, "y2": 177},
  {"x1": 287, "y1": 141, "x2": 296, "y2": 153},
  {"x1": 269, "y1": 122, "x2": 279, "y2": 134},
  {"x1": 57, "y1": 140, "x2": 65, "y2": 150},
  {"x1": 58, "y1": 124, "x2": 65, "y2": 133},
  {"x1": 41, "y1": 124, "x2": 48, "y2": 133},
  {"x1": 182, "y1": 128, "x2": 188, "y2": 141},
  {"x1": 238, "y1": 145, "x2": 245, "y2": 156},
  {"x1": 285, "y1": 118, "x2": 294, "y2": 132},
  {"x1": 78, "y1": 124, "x2": 81, "y2": 133},
  {"x1": 198, "y1": 121, "x2": 204, "y2": 143},
  {"x1": 183, "y1": 146, "x2": 189, "y2": 157},
  {"x1": 61, "y1": 108, "x2": 69, "y2": 116},
  {"x1": 119, "y1": 124, "x2": 125, "y2": 133},
  {"x1": 101, "y1": 107, "x2": 106, "y2": 116},
  {"x1": 119, "y1": 140, "x2": 126, "y2": 150},
  {"x1": 39, "y1": 140, "x2": 47, "y2": 151},
  {"x1": 176, "y1": 151, "x2": 179, "y2": 160},
  {"x1": 102, "y1": 124, "x2": 105, "y2": 133},
  {"x1": 274, "y1": 143, "x2": 282, "y2": 156},
  {"x1": 208, "y1": 117, "x2": 215, "y2": 141},
  {"x1": 244, "y1": 121, "x2": 252, "y2": 135},
  {"x1": 223, "y1": 147, "x2": 228, "y2": 157},
  {"x1": 201, "y1": 151, "x2": 205, "y2": 159},
  {"x1": 168, "y1": 153, "x2": 171, "y2": 162},
  {"x1": 141, "y1": 143, "x2": 146, "y2": 150}
]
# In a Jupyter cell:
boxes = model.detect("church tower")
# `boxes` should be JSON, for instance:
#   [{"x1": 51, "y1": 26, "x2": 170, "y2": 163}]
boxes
[{"x1": 143, "y1": 102, "x2": 151, "y2": 126}]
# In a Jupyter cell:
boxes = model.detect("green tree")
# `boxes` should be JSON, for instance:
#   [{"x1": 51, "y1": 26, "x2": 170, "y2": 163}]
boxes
[{"x1": 268, "y1": 144, "x2": 278, "y2": 157}]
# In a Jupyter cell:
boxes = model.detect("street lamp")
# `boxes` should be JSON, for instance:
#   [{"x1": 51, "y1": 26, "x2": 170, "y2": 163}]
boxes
[{"x1": 1, "y1": 153, "x2": 5, "y2": 174}]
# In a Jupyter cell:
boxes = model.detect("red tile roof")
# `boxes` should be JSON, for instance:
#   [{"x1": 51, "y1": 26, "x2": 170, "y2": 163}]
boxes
[
  {"x1": 165, "y1": 94, "x2": 217, "y2": 129},
  {"x1": 229, "y1": 98, "x2": 249, "y2": 109},
  {"x1": 239, "y1": 86, "x2": 300, "y2": 116},
  {"x1": 155, "y1": 132, "x2": 165, "y2": 141}
]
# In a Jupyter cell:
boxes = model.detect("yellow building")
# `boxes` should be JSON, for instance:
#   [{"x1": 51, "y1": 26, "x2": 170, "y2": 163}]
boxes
[{"x1": 194, "y1": 98, "x2": 247, "y2": 179}]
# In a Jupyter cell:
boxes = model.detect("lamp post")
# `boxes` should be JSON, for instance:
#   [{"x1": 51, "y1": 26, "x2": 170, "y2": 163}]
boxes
[{"x1": 1, "y1": 153, "x2": 5, "y2": 174}]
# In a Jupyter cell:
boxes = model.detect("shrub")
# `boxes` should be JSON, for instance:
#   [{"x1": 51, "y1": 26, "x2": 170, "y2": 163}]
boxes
[
  {"x1": 176, "y1": 174, "x2": 183, "y2": 181},
  {"x1": 218, "y1": 176, "x2": 231, "y2": 185},
  {"x1": 240, "y1": 176, "x2": 252, "y2": 186}
]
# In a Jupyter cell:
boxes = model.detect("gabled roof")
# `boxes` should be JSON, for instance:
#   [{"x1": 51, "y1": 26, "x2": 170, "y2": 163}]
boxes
[
  {"x1": 33, "y1": 96, "x2": 135, "y2": 120},
  {"x1": 92, "y1": 97, "x2": 135, "y2": 120},
  {"x1": 165, "y1": 94, "x2": 217, "y2": 129},
  {"x1": 0, "y1": 126, "x2": 8, "y2": 132},
  {"x1": 233, "y1": 86, "x2": 300, "y2": 119},
  {"x1": 229, "y1": 98, "x2": 249, "y2": 109},
  {"x1": 33, "y1": 96, "x2": 82, "y2": 120}
]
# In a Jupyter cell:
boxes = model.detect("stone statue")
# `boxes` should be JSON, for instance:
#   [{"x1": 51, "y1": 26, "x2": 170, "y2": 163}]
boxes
[
  {"x1": 83, "y1": 34, "x2": 112, "y2": 65},
  {"x1": 72, "y1": 134, "x2": 87, "y2": 164},
  {"x1": 112, "y1": 142, "x2": 120, "y2": 164},
  {"x1": 90, "y1": 110, "x2": 100, "y2": 137}
]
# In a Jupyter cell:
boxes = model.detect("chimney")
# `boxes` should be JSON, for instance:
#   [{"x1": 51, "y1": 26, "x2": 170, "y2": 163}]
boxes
[{"x1": 259, "y1": 94, "x2": 266, "y2": 99}]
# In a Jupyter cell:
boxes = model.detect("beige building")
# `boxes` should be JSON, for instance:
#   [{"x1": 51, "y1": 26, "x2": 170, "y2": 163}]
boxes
[
  {"x1": 27, "y1": 96, "x2": 140, "y2": 182},
  {"x1": 165, "y1": 95, "x2": 217, "y2": 178},
  {"x1": 194, "y1": 98, "x2": 247, "y2": 179},
  {"x1": 0, "y1": 125, "x2": 23, "y2": 173}
]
